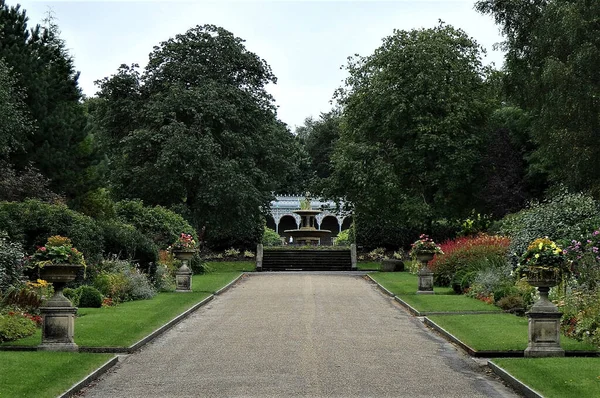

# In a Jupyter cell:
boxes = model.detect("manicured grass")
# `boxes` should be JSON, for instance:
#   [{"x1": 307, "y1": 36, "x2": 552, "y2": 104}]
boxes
[
  {"x1": 3, "y1": 272, "x2": 242, "y2": 347},
  {"x1": 370, "y1": 272, "x2": 453, "y2": 295},
  {"x1": 357, "y1": 261, "x2": 380, "y2": 271},
  {"x1": 428, "y1": 313, "x2": 597, "y2": 352},
  {"x1": 491, "y1": 358, "x2": 600, "y2": 398},
  {"x1": 0, "y1": 352, "x2": 113, "y2": 398},
  {"x1": 205, "y1": 261, "x2": 255, "y2": 272}
]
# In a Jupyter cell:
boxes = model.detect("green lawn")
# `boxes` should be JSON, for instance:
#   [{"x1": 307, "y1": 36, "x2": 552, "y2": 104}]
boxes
[
  {"x1": 205, "y1": 261, "x2": 255, "y2": 272},
  {"x1": 3, "y1": 272, "x2": 241, "y2": 347},
  {"x1": 357, "y1": 261, "x2": 381, "y2": 271},
  {"x1": 0, "y1": 352, "x2": 113, "y2": 398},
  {"x1": 492, "y1": 358, "x2": 600, "y2": 398},
  {"x1": 370, "y1": 272, "x2": 500, "y2": 312},
  {"x1": 428, "y1": 313, "x2": 597, "y2": 352}
]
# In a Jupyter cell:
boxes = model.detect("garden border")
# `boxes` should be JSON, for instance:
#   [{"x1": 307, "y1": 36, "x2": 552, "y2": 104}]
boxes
[
  {"x1": 487, "y1": 361, "x2": 543, "y2": 398},
  {"x1": 57, "y1": 356, "x2": 120, "y2": 398}
]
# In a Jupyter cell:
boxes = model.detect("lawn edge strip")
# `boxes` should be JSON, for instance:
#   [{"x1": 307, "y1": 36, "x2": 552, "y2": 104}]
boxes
[
  {"x1": 214, "y1": 272, "x2": 246, "y2": 295},
  {"x1": 364, "y1": 274, "x2": 395, "y2": 297},
  {"x1": 393, "y1": 296, "x2": 421, "y2": 316},
  {"x1": 487, "y1": 360, "x2": 543, "y2": 398},
  {"x1": 79, "y1": 294, "x2": 215, "y2": 353},
  {"x1": 423, "y1": 317, "x2": 524, "y2": 358},
  {"x1": 56, "y1": 355, "x2": 119, "y2": 398}
]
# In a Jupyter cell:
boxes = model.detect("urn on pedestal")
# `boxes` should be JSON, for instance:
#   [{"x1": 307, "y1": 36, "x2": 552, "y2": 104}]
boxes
[{"x1": 171, "y1": 233, "x2": 197, "y2": 292}]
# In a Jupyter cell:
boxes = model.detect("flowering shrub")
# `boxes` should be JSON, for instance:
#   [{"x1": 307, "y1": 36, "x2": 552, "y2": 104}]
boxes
[
  {"x1": 517, "y1": 238, "x2": 567, "y2": 277},
  {"x1": 244, "y1": 250, "x2": 255, "y2": 258},
  {"x1": 171, "y1": 233, "x2": 197, "y2": 251},
  {"x1": 224, "y1": 247, "x2": 240, "y2": 258},
  {"x1": 92, "y1": 259, "x2": 156, "y2": 303},
  {"x1": 558, "y1": 290, "x2": 600, "y2": 347},
  {"x1": 565, "y1": 229, "x2": 600, "y2": 291},
  {"x1": 0, "y1": 311, "x2": 38, "y2": 342},
  {"x1": 368, "y1": 247, "x2": 386, "y2": 261},
  {"x1": 428, "y1": 234, "x2": 510, "y2": 288},
  {"x1": 409, "y1": 235, "x2": 443, "y2": 257},
  {"x1": 32, "y1": 235, "x2": 85, "y2": 267}
]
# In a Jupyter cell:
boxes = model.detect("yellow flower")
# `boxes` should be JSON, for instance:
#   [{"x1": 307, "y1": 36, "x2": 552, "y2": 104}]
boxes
[
  {"x1": 538, "y1": 242, "x2": 543, "y2": 250},
  {"x1": 535, "y1": 254, "x2": 540, "y2": 258}
]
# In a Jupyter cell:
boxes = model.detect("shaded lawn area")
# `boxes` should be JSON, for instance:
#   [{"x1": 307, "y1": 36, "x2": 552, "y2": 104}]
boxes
[
  {"x1": 0, "y1": 352, "x2": 113, "y2": 398},
  {"x1": 357, "y1": 261, "x2": 380, "y2": 271},
  {"x1": 3, "y1": 272, "x2": 241, "y2": 348},
  {"x1": 428, "y1": 314, "x2": 597, "y2": 352},
  {"x1": 492, "y1": 358, "x2": 600, "y2": 398},
  {"x1": 370, "y1": 272, "x2": 500, "y2": 312}
]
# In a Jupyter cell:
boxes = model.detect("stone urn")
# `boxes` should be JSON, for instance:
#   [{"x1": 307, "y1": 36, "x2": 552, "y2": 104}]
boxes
[
  {"x1": 38, "y1": 264, "x2": 83, "y2": 351},
  {"x1": 172, "y1": 249, "x2": 196, "y2": 292},
  {"x1": 524, "y1": 267, "x2": 564, "y2": 357},
  {"x1": 381, "y1": 259, "x2": 404, "y2": 272},
  {"x1": 416, "y1": 252, "x2": 435, "y2": 294}
]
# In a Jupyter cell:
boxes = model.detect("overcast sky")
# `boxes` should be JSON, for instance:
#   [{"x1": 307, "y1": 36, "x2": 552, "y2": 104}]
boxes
[{"x1": 14, "y1": 0, "x2": 505, "y2": 130}]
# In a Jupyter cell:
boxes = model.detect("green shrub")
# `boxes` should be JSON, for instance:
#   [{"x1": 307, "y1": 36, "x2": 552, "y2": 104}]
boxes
[
  {"x1": 334, "y1": 229, "x2": 352, "y2": 246},
  {"x1": 63, "y1": 287, "x2": 81, "y2": 307},
  {"x1": 77, "y1": 286, "x2": 103, "y2": 308},
  {"x1": 92, "y1": 259, "x2": 156, "y2": 302},
  {"x1": 0, "y1": 233, "x2": 25, "y2": 294},
  {"x1": 559, "y1": 289, "x2": 600, "y2": 347},
  {"x1": 493, "y1": 191, "x2": 600, "y2": 266},
  {"x1": 0, "y1": 200, "x2": 104, "y2": 264},
  {"x1": 0, "y1": 312, "x2": 37, "y2": 343},
  {"x1": 496, "y1": 294, "x2": 525, "y2": 312},
  {"x1": 115, "y1": 200, "x2": 196, "y2": 250},
  {"x1": 99, "y1": 220, "x2": 158, "y2": 271},
  {"x1": 262, "y1": 227, "x2": 282, "y2": 246},
  {"x1": 71, "y1": 188, "x2": 116, "y2": 220}
]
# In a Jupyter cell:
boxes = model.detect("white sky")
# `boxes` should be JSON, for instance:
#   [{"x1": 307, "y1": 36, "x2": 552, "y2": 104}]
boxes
[{"x1": 14, "y1": 0, "x2": 505, "y2": 130}]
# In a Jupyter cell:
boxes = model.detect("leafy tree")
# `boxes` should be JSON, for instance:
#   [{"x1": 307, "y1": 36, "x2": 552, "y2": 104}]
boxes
[
  {"x1": 330, "y1": 23, "x2": 491, "y2": 246},
  {"x1": 0, "y1": 2, "x2": 93, "y2": 199},
  {"x1": 0, "y1": 59, "x2": 32, "y2": 159},
  {"x1": 94, "y1": 25, "x2": 301, "y2": 248},
  {"x1": 476, "y1": 0, "x2": 600, "y2": 197},
  {"x1": 296, "y1": 110, "x2": 341, "y2": 181}
]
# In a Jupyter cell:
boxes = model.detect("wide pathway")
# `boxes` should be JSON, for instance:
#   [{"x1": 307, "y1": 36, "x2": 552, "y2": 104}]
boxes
[{"x1": 83, "y1": 274, "x2": 519, "y2": 397}]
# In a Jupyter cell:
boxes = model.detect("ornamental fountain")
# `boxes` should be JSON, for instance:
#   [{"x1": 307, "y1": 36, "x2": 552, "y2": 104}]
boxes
[{"x1": 284, "y1": 192, "x2": 331, "y2": 245}]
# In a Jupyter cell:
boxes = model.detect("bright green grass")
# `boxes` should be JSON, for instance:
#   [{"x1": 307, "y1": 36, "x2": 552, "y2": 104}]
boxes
[
  {"x1": 205, "y1": 261, "x2": 255, "y2": 272},
  {"x1": 4, "y1": 272, "x2": 241, "y2": 347},
  {"x1": 357, "y1": 261, "x2": 381, "y2": 271},
  {"x1": 428, "y1": 313, "x2": 597, "y2": 351},
  {"x1": 492, "y1": 358, "x2": 600, "y2": 398},
  {"x1": 0, "y1": 352, "x2": 113, "y2": 398},
  {"x1": 370, "y1": 272, "x2": 454, "y2": 296}
]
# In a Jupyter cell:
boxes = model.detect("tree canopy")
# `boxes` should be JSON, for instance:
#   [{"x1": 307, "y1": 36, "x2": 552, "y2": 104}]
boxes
[{"x1": 94, "y1": 25, "x2": 302, "y2": 248}]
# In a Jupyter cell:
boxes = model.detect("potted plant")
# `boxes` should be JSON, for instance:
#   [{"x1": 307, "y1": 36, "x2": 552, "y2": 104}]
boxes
[
  {"x1": 518, "y1": 238, "x2": 567, "y2": 287},
  {"x1": 33, "y1": 235, "x2": 86, "y2": 287},
  {"x1": 409, "y1": 234, "x2": 443, "y2": 264},
  {"x1": 170, "y1": 233, "x2": 197, "y2": 292},
  {"x1": 32, "y1": 235, "x2": 85, "y2": 351}
]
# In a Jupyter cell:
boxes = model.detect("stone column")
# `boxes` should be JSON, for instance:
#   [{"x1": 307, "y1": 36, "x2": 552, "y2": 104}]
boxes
[
  {"x1": 256, "y1": 244, "x2": 264, "y2": 272},
  {"x1": 350, "y1": 244, "x2": 357, "y2": 270}
]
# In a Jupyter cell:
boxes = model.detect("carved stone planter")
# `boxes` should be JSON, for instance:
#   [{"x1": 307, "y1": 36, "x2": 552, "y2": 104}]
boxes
[
  {"x1": 524, "y1": 268, "x2": 564, "y2": 357},
  {"x1": 416, "y1": 252, "x2": 435, "y2": 294},
  {"x1": 381, "y1": 259, "x2": 404, "y2": 272},
  {"x1": 38, "y1": 264, "x2": 83, "y2": 351},
  {"x1": 173, "y1": 249, "x2": 196, "y2": 292}
]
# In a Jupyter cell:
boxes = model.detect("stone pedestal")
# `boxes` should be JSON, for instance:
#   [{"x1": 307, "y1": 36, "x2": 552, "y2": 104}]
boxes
[
  {"x1": 524, "y1": 285, "x2": 564, "y2": 357},
  {"x1": 39, "y1": 288, "x2": 78, "y2": 351},
  {"x1": 173, "y1": 249, "x2": 195, "y2": 292},
  {"x1": 417, "y1": 267, "x2": 435, "y2": 294}
]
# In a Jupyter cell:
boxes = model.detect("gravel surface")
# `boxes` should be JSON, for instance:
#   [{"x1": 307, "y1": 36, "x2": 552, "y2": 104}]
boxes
[{"x1": 82, "y1": 274, "x2": 519, "y2": 397}]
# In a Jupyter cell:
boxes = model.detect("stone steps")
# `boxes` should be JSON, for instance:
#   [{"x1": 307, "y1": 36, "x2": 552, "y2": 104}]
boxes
[{"x1": 261, "y1": 249, "x2": 352, "y2": 271}]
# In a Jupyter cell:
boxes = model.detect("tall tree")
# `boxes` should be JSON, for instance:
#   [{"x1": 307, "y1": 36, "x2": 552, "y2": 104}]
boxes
[
  {"x1": 476, "y1": 0, "x2": 600, "y2": 197},
  {"x1": 94, "y1": 25, "x2": 301, "y2": 248},
  {"x1": 330, "y1": 23, "x2": 491, "y2": 246},
  {"x1": 0, "y1": 58, "x2": 32, "y2": 159},
  {"x1": 295, "y1": 110, "x2": 341, "y2": 181},
  {"x1": 0, "y1": 2, "x2": 92, "y2": 199}
]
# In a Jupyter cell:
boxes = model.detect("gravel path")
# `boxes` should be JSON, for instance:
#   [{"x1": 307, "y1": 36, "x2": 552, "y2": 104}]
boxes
[{"x1": 82, "y1": 274, "x2": 519, "y2": 397}]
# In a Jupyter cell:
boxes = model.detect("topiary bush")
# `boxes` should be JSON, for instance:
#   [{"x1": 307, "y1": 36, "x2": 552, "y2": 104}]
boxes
[
  {"x1": 115, "y1": 200, "x2": 196, "y2": 249},
  {"x1": 77, "y1": 286, "x2": 103, "y2": 308},
  {"x1": 0, "y1": 200, "x2": 104, "y2": 264}
]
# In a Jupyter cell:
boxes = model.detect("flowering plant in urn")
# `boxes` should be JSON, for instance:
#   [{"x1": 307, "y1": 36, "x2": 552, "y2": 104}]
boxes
[
  {"x1": 518, "y1": 238, "x2": 568, "y2": 282},
  {"x1": 171, "y1": 233, "x2": 197, "y2": 251},
  {"x1": 33, "y1": 235, "x2": 86, "y2": 268},
  {"x1": 409, "y1": 234, "x2": 443, "y2": 257}
]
